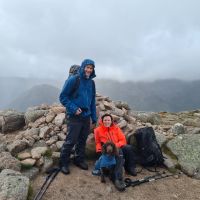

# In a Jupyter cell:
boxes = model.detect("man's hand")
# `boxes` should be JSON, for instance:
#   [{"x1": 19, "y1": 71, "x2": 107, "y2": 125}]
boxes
[
  {"x1": 75, "y1": 108, "x2": 82, "y2": 115},
  {"x1": 91, "y1": 122, "x2": 96, "y2": 130}
]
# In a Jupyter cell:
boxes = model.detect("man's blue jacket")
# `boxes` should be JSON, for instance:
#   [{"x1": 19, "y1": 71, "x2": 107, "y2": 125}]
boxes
[{"x1": 59, "y1": 59, "x2": 97, "y2": 123}]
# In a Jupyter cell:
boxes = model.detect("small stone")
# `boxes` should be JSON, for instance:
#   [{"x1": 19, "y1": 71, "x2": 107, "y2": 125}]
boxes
[
  {"x1": 103, "y1": 101, "x2": 114, "y2": 110},
  {"x1": 46, "y1": 112, "x2": 56, "y2": 123},
  {"x1": 22, "y1": 167, "x2": 39, "y2": 180},
  {"x1": 0, "y1": 143, "x2": 7, "y2": 153},
  {"x1": 54, "y1": 126, "x2": 60, "y2": 132},
  {"x1": 31, "y1": 147, "x2": 48, "y2": 159},
  {"x1": 54, "y1": 113, "x2": 66, "y2": 126},
  {"x1": 145, "y1": 122, "x2": 152, "y2": 127},
  {"x1": 23, "y1": 137, "x2": 35, "y2": 147},
  {"x1": 52, "y1": 152, "x2": 60, "y2": 159},
  {"x1": 63, "y1": 127, "x2": 67, "y2": 133},
  {"x1": 117, "y1": 119, "x2": 127, "y2": 129},
  {"x1": 124, "y1": 115, "x2": 136, "y2": 124},
  {"x1": 171, "y1": 123, "x2": 186, "y2": 135},
  {"x1": 122, "y1": 107, "x2": 128, "y2": 115},
  {"x1": 32, "y1": 134, "x2": 40, "y2": 141},
  {"x1": 98, "y1": 103, "x2": 106, "y2": 111},
  {"x1": 52, "y1": 152, "x2": 60, "y2": 164},
  {"x1": 25, "y1": 109, "x2": 46, "y2": 123},
  {"x1": 112, "y1": 114, "x2": 121, "y2": 123},
  {"x1": 56, "y1": 141, "x2": 64, "y2": 150},
  {"x1": 46, "y1": 136, "x2": 58, "y2": 146},
  {"x1": 162, "y1": 125, "x2": 171, "y2": 132},
  {"x1": 33, "y1": 140, "x2": 47, "y2": 148},
  {"x1": 173, "y1": 175, "x2": 180, "y2": 179},
  {"x1": 51, "y1": 106, "x2": 66, "y2": 114},
  {"x1": 0, "y1": 152, "x2": 21, "y2": 171},
  {"x1": 39, "y1": 126, "x2": 51, "y2": 138},
  {"x1": 18, "y1": 152, "x2": 31, "y2": 160},
  {"x1": 194, "y1": 113, "x2": 200, "y2": 117},
  {"x1": 7, "y1": 140, "x2": 29, "y2": 156},
  {"x1": 41, "y1": 157, "x2": 53, "y2": 173},
  {"x1": 21, "y1": 158, "x2": 36, "y2": 167},
  {"x1": 126, "y1": 123, "x2": 135, "y2": 132},
  {"x1": 24, "y1": 128, "x2": 40, "y2": 137},
  {"x1": 34, "y1": 116, "x2": 46, "y2": 127},
  {"x1": 49, "y1": 131, "x2": 56, "y2": 136},
  {"x1": 36, "y1": 156, "x2": 44, "y2": 167},
  {"x1": 112, "y1": 107, "x2": 125, "y2": 117},
  {"x1": 58, "y1": 132, "x2": 66, "y2": 141},
  {"x1": 50, "y1": 144, "x2": 58, "y2": 152},
  {"x1": 15, "y1": 133, "x2": 24, "y2": 140}
]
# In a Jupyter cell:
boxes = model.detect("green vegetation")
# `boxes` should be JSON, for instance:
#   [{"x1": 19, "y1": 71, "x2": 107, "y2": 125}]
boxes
[
  {"x1": 27, "y1": 184, "x2": 34, "y2": 200},
  {"x1": 43, "y1": 148, "x2": 52, "y2": 158}
]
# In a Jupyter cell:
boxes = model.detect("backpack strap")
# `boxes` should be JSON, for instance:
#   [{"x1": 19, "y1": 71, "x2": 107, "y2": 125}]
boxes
[
  {"x1": 71, "y1": 75, "x2": 80, "y2": 98},
  {"x1": 71, "y1": 76, "x2": 96, "y2": 99},
  {"x1": 92, "y1": 80, "x2": 96, "y2": 96}
]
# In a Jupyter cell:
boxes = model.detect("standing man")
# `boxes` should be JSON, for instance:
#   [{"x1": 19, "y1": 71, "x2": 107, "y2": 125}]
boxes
[{"x1": 59, "y1": 59, "x2": 97, "y2": 175}]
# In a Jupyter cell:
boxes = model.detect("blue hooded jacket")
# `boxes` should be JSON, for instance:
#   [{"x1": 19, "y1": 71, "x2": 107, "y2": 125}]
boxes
[{"x1": 59, "y1": 59, "x2": 97, "y2": 123}]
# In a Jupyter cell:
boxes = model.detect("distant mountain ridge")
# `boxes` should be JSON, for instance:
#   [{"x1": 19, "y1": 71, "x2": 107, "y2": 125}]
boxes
[
  {"x1": 95, "y1": 79, "x2": 200, "y2": 112},
  {"x1": 8, "y1": 84, "x2": 60, "y2": 111},
  {"x1": 1, "y1": 77, "x2": 200, "y2": 112},
  {"x1": 0, "y1": 77, "x2": 62, "y2": 111}
]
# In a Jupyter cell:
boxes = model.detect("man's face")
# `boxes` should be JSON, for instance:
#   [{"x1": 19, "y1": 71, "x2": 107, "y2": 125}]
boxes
[{"x1": 84, "y1": 65, "x2": 94, "y2": 78}]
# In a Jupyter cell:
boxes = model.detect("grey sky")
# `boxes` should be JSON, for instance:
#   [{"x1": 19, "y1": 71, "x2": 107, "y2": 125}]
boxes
[{"x1": 0, "y1": 0, "x2": 200, "y2": 81}]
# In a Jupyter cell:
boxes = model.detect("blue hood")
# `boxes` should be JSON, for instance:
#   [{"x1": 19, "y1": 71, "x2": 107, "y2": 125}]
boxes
[{"x1": 79, "y1": 59, "x2": 96, "y2": 79}]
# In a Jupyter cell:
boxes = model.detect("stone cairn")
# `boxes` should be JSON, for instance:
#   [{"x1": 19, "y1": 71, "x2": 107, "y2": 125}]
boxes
[{"x1": 1, "y1": 93, "x2": 200, "y2": 182}]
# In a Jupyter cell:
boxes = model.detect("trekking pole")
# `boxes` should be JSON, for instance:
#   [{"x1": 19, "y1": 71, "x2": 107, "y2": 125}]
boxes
[
  {"x1": 33, "y1": 168, "x2": 60, "y2": 200},
  {"x1": 125, "y1": 172, "x2": 161, "y2": 187},
  {"x1": 125, "y1": 171, "x2": 178, "y2": 188}
]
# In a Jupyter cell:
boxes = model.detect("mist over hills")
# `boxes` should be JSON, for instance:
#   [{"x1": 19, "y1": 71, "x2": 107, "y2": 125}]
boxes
[
  {"x1": 1, "y1": 77, "x2": 200, "y2": 112},
  {"x1": 95, "y1": 79, "x2": 200, "y2": 112},
  {"x1": 8, "y1": 84, "x2": 60, "y2": 111},
  {"x1": 0, "y1": 77, "x2": 62, "y2": 111}
]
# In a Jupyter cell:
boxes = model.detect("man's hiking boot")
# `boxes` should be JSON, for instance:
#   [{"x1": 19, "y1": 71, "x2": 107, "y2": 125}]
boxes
[
  {"x1": 61, "y1": 166, "x2": 70, "y2": 175},
  {"x1": 74, "y1": 161, "x2": 88, "y2": 170},
  {"x1": 127, "y1": 167, "x2": 137, "y2": 176},
  {"x1": 114, "y1": 179, "x2": 126, "y2": 191}
]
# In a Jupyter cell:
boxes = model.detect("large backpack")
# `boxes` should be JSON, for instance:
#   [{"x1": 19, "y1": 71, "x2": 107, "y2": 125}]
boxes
[
  {"x1": 135, "y1": 127, "x2": 165, "y2": 168},
  {"x1": 68, "y1": 65, "x2": 96, "y2": 98}
]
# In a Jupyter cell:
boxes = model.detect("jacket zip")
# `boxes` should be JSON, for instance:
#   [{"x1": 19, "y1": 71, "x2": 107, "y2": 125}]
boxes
[{"x1": 107, "y1": 127, "x2": 114, "y2": 143}]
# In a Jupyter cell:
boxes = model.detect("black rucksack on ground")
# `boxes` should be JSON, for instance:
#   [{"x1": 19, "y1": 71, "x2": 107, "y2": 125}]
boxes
[{"x1": 135, "y1": 127, "x2": 165, "y2": 168}]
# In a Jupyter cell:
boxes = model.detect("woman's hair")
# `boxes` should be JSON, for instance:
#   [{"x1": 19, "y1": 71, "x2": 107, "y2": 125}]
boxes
[{"x1": 101, "y1": 113, "x2": 113, "y2": 123}]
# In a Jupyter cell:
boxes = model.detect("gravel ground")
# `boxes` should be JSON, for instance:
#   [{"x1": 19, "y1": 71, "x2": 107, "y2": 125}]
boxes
[{"x1": 31, "y1": 162, "x2": 200, "y2": 200}]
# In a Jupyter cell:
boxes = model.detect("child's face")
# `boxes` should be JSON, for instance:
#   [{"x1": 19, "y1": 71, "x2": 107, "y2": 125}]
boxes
[{"x1": 103, "y1": 116, "x2": 112, "y2": 127}]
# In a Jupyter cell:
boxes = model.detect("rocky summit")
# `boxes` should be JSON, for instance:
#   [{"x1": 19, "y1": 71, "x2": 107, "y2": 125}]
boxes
[{"x1": 0, "y1": 93, "x2": 200, "y2": 199}]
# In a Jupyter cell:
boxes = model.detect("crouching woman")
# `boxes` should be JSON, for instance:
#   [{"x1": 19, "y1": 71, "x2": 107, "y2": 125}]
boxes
[{"x1": 93, "y1": 113, "x2": 137, "y2": 191}]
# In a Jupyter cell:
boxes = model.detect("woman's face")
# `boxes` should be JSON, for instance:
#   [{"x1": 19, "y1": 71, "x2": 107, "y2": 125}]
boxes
[{"x1": 102, "y1": 116, "x2": 112, "y2": 127}]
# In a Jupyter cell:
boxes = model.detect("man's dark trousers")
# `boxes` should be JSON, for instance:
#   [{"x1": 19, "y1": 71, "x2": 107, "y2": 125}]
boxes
[{"x1": 60, "y1": 116, "x2": 90, "y2": 167}]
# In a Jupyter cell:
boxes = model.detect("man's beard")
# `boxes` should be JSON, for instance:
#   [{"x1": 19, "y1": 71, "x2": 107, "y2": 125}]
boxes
[{"x1": 85, "y1": 74, "x2": 90, "y2": 79}]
